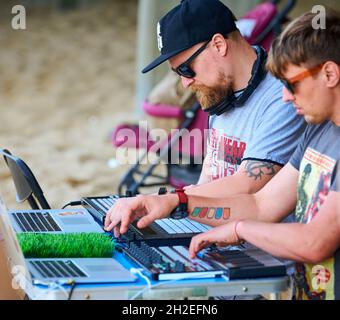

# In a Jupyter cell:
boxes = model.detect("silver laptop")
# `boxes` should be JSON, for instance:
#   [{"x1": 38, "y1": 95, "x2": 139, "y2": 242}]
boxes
[
  {"x1": 0, "y1": 197, "x2": 136, "y2": 286},
  {"x1": 26, "y1": 258, "x2": 136, "y2": 284},
  {"x1": 9, "y1": 208, "x2": 104, "y2": 234}
]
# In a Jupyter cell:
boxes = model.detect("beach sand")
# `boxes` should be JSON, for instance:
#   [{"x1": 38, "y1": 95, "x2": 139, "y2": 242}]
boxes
[{"x1": 0, "y1": 0, "x2": 139, "y2": 209}]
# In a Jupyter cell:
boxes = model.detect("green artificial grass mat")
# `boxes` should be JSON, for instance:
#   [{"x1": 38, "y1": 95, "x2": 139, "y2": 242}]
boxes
[{"x1": 17, "y1": 232, "x2": 115, "y2": 258}]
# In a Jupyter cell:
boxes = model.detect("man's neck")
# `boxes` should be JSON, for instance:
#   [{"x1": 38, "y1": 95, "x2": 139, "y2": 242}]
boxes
[{"x1": 231, "y1": 43, "x2": 258, "y2": 92}]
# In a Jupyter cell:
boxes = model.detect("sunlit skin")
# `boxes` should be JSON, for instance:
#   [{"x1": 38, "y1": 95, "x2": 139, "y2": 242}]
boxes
[
  {"x1": 282, "y1": 62, "x2": 340, "y2": 125},
  {"x1": 169, "y1": 41, "x2": 232, "y2": 109},
  {"x1": 169, "y1": 42, "x2": 219, "y2": 90},
  {"x1": 168, "y1": 33, "x2": 257, "y2": 110}
]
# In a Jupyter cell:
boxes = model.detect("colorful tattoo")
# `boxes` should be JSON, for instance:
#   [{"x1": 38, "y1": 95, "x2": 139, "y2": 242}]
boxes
[
  {"x1": 191, "y1": 207, "x2": 201, "y2": 217},
  {"x1": 215, "y1": 208, "x2": 222, "y2": 219},
  {"x1": 199, "y1": 208, "x2": 208, "y2": 219},
  {"x1": 191, "y1": 207, "x2": 230, "y2": 220},
  {"x1": 244, "y1": 160, "x2": 277, "y2": 180},
  {"x1": 223, "y1": 208, "x2": 230, "y2": 219},
  {"x1": 207, "y1": 208, "x2": 216, "y2": 219}
]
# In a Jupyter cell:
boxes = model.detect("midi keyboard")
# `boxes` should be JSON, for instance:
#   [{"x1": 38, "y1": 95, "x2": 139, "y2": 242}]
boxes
[
  {"x1": 120, "y1": 241, "x2": 287, "y2": 281},
  {"x1": 81, "y1": 196, "x2": 212, "y2": 246}
]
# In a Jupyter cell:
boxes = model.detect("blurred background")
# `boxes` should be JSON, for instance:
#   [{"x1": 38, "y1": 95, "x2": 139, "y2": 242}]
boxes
[{"x1": 1, "y1": 0, "x2": 339, "y2": 209}]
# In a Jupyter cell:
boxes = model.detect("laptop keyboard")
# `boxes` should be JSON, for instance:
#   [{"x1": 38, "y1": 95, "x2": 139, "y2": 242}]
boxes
[
  {"x1": 13, "y1": 212, "x2": 61, "y2": 232},
  {"x1": 30, "y1": 260, "x2": 87, "y2": 278}
]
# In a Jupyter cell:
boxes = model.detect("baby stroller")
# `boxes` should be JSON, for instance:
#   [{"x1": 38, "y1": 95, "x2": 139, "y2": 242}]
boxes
[{"x1": 112, "y1": 0, "x2": 296, "y2": 196}]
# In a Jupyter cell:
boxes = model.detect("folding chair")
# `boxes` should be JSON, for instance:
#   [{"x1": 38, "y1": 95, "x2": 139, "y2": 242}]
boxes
[{"x1": 0, "y1": 149, "x2": 51, "y2": 209}]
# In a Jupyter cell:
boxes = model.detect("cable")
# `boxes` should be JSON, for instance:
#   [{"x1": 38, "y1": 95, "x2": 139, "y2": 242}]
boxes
[
  {"x1": 67, "y1": 281, "x2": 77, "y2": 300},
  {"x1": 221, "y1": 275, "x2": 230, "y2": 282},
  {"x1": 129, "y1": 268, "x2": 151, "y2": 300},
  {"x1": 129, "y1": 268, "x2": 224, "y2": 300},
  {"x1": 32, "y1": 279, "x2": 73, "y2": 300},
  {"x1": 61, "y1": 201, "x2": 82, "y2": 209},
  {"x1": 32, "y1": 279, "x2": 81, "y2": 300}
]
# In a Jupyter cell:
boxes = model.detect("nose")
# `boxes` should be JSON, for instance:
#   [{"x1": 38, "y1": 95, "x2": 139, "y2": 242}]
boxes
[
  {"x1": 181, "y1": 76, "x2": 194, "y2": 88},
  {"x1": 282, "y1": 86, "x2": 295, "y2": 103}
]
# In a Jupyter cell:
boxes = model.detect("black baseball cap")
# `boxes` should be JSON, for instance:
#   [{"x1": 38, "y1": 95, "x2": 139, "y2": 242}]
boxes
[{"x1": 142, "y1": 0, "x2": 238, "y2": 74}]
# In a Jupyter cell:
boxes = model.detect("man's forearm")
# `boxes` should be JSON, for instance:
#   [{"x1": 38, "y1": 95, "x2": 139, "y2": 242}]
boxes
[
  {"x1": 184, "y1": 162, "x2": 297, "y2": 227},
  {"x1": 237, "y1": 194, "x2": 340, "y2": 263},
  {"x1": 187, "y1": 160, "x2": 281, "y2": 198},
  {"x1": 237, "y1": 221, "x2": 315, "y2": 262}
]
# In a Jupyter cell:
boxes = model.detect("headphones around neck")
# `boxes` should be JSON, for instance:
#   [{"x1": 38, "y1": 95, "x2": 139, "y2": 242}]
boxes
[{"x1": 204, "y1": 45, "x2": 268, "y2": 116}]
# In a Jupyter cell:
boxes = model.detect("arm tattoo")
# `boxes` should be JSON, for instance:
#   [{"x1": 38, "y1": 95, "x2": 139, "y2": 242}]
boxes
[
  {"x1": 191, "y1": 207, "x2": 230, "y2": 220},
  {"x1": 243, "y1": 160, "x2": 277, "y2": 181}
]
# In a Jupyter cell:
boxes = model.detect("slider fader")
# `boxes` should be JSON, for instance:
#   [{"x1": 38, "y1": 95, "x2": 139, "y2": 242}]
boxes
[
  {"x1": 120, "y1": 241, "x2": 224, "y2": 280},
  {"x1": 119, "y1": 241, "x2": 287, "y2": 281}
]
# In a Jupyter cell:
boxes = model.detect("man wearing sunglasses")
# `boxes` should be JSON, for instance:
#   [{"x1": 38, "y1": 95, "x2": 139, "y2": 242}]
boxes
[
  {"x1": 144, "y1": 0, "x2": 306, "y2": 196},
  {"x1": 106, "y1": 0, "x2": 306, "y2": 233}
]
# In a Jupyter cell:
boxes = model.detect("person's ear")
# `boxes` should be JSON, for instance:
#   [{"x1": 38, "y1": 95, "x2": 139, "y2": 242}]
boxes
[
  {"x1": 211, "y1": 33, "x2": 228, "y2": 57},
  {"x1": 323, "y1": 61, "x2": 340, "y2": 88}
]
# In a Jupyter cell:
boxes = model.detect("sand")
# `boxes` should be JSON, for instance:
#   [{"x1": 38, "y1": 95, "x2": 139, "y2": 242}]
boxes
[{"x1": 0, "y1": 0, "x2": 139, "y2": 209}]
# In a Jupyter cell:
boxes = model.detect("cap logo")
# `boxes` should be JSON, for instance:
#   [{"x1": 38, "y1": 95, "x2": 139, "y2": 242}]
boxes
[{"x1": 157, "y1": 22, "x2": 163, "y2": 52}]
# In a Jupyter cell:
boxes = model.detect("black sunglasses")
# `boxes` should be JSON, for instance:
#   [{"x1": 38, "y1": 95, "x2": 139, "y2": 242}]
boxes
[
  {"x1": 171, "y1": 41, "x2": 210, "y2": 79},
  {"x1": 280, "y1": 79, "x2": 296, "y2": 95}
]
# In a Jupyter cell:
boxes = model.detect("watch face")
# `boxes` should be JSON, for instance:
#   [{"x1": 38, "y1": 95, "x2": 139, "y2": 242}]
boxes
[{"x1": 170, "y1": 209, "x2": 188, "y2": 220}]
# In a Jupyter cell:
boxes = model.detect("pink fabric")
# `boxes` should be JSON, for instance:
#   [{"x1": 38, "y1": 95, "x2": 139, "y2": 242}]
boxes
[
  {"x1": 149, "y1": 107, "x2": 208, "y2": 158},
  {"x1": 241, "y1": 2, "x2": 277, "y2": 51},
  {"x1": 143, "y1": 100, "x2": 184, "y2": 119},
  {"x1": 112, "y1": 107, "x2": 209, "y2": 158},
  {"x1": 258, "y1": 35, "x2": 274, "y2": 52},
  {"x1": 174, "y1": 107, "x2": 208, "y2": 158},
  {"x1": 242, "y1": 3, "x2": 277, "y2": 41},
  {"x1": 112, "y1": 124, "x2": 155, "y2": 151}
]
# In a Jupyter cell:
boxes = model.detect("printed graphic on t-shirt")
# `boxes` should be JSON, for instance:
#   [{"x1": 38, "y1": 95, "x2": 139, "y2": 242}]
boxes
[
  {"x1": 294, "y1": 147, "x2": 336, "y2": 300},
  {"x1": 208, "y1": 128, "x2": 247, "y2": 180}
]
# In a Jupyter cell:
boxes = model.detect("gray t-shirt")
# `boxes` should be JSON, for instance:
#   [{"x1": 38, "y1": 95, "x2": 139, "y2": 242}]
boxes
[
  {"x1": 289, "y1": 121, "x2": 340, "y2": 300},
  {"x1": 290, "y1": 121, "x2": 340, "y2": 195},
  {"x1": 207, "y1": 73, "x2": 306, "y2": 179}
]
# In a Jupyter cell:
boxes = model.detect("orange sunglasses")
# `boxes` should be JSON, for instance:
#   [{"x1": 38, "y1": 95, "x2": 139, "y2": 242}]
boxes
[{"x1": 281, "y1": 63, "x2": 325, "y2": 94}]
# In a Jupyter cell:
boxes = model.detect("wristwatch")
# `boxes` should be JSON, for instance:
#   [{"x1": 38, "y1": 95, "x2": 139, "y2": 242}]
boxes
[
  {"x1": 158, "y1": 187, "x2": 189, "y2": 219},
  {"x1": 170, "y1": 189, "x2": 189, "y2": 219}
]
